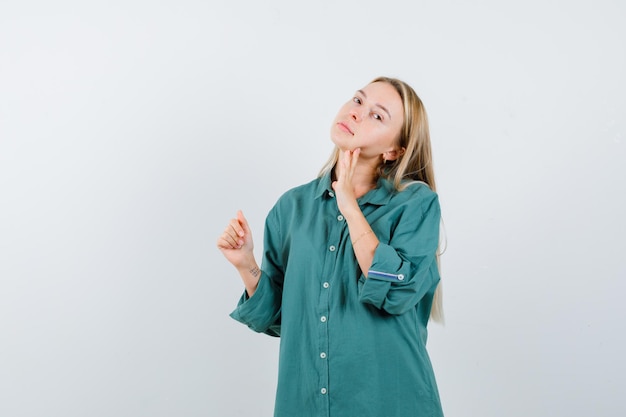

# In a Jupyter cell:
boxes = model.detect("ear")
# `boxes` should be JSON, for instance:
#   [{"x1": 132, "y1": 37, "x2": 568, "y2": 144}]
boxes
[{"x1": 383, "y1": 147, "x2": 406, "y2": 161}]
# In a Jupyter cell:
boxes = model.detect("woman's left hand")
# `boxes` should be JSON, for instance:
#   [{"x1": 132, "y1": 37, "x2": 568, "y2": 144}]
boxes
[{"x1": 332, "y1": 148, "x2": 361, "y2": 217}]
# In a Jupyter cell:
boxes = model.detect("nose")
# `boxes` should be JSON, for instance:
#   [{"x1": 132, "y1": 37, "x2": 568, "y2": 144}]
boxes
[{"x1": 349, "y1": 108, "x2": 362, "y2": 122}]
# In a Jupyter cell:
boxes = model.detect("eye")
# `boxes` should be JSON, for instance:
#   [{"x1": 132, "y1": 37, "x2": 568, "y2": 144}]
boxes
[
  {"x1": 353, "y1": 97, "x2": 362, "y2": 104},
  {"x1": 372, "y1": 112, "x2": 383, "y2": 121}
]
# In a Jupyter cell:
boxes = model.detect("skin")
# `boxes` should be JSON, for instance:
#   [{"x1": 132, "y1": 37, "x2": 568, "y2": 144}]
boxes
[{"x1": 217, "y1": 81, "x2": 405, "y2": 297}]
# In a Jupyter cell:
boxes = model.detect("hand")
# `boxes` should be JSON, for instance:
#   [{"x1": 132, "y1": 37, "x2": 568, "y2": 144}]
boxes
[
  {"x1": 217, "y1": 210, "x2": 255, "y2": 269},
  {"x1": 331, "y1": 148, "x2": 361, "y2": 217}
]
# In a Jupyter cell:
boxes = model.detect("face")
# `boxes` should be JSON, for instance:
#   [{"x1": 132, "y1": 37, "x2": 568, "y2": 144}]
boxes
[{"x1": 330, "y1": 81, "x2": 404, "y2": 160}]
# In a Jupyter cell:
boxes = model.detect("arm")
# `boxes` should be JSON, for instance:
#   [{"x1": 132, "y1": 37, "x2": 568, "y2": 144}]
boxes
[
  {"x1": 333, "y1": 149, "x2": 441, "y2": 314},
  {"x1": 331, "y1": 149, "x2": 380, "y2": 275},
  {"x1": 331, "y1": 149, "x2": 441, "y2": 316},
  {"x1": 343, "y1": 206, "x2": 378, "y2": 276},
  {"x1": 217, "y1": 209, "x2": 284, "y2": 335},
  {"x1": 359, "y1": 190, "x2": 441, "y2": 315}
]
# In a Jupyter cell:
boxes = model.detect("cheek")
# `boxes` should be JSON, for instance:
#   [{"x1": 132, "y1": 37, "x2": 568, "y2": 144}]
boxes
[
  {"x1": 384, "y1": 124, "x2": 402, "y2": 145},
  {"x1": 373, "y1": 125, "x2": 396, "y2": 141},
  {"x1": 376, "y1": 130, "x2": 401, "y2": 149}
]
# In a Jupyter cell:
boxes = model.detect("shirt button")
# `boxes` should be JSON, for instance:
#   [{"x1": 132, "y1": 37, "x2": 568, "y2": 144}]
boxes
[
  {"x1": 329, "y1": 245, "x2": 336, "y2": 252},
  {"x1": 328, "y1": 191, "x2": 335, "y2": 198},
  {"x1": 321, "y1": 388, "x2": 327, "y2": 395},
  {"x1": 320, "y1": 316, "x2": 327, "y2": 323},
  {"x1": 398, "y1": 274, "x2": 405, "y2": 281},
  {"x1": 323, "y1": 282, "x2": 329, "y2": 288},
  {"x1": 320, "y1": 352, "x2": 327, "y2": 359},
  {"x1": 337, "y1": 215, "x2": 344, "y2": 221}
]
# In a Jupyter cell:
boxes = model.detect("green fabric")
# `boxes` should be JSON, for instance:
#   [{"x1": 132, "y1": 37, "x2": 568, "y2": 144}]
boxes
[{"x1": 230, "y1": 172, "x2": 444, "y2": 417}]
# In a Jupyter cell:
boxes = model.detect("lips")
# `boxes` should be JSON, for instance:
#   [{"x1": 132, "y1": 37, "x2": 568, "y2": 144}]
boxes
[{"x1": 337, "y1": 122, "x2": 354, "y2": 135}]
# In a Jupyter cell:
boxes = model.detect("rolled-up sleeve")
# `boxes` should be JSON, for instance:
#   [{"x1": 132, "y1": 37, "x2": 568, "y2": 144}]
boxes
[
  {"x1": 359, "y1": 189, "x2": 441, "y2": 315},
  {"x1": 230, "y1": 271, "x2": 282, "y2": 336}
]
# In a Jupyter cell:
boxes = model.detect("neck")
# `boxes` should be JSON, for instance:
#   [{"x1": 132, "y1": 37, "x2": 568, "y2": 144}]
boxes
[{"x1": 353, "y1": 181, "x2": 377, "y2": 198}]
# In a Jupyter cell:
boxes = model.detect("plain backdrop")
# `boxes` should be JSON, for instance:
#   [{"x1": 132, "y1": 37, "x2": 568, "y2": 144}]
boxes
[{"x1": 1, "y1": 1, "x2": 625, "y2": 416}]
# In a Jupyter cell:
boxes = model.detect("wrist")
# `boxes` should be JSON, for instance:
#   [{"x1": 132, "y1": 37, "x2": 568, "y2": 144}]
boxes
[
  {"x1": 236, "y1": 261, "x2": 260, "y2": 277},
  {"x1": 236, "y1": 262, "x2": 261, "y2": 297},
  {"x1": 352, "y1": 229, "x2": 374, "y2": 246},
  {"x1": 340, "y1": 202, "x2": 362, "y2": 221}
]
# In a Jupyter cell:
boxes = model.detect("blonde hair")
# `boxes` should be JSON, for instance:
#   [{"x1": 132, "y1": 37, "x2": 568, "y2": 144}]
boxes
[{"x1": 319, "y1": 76, "x2": 445, "y2": 323}]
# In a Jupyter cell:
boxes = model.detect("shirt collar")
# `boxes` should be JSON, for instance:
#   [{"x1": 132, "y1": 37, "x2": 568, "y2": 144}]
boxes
[
  {"x1": 315, "y1": 170, "x2": 395, "y2": 206},
  {"x1": 315, "y1": 171, "x2": 334, "y2": 200}
]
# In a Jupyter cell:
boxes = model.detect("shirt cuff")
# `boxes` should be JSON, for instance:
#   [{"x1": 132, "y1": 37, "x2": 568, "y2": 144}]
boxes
[
  {"x1": 359, "y1": 242, "x2": 406, "y2": 309},
  {"x1": 229, "y1": 272, "x2": 281, "y2": 335}
]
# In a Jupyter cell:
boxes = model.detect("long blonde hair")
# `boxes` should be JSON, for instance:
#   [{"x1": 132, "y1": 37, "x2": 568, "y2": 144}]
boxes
[{"x1": 319, "y1": 76, "x2": 445, "y2": 323}]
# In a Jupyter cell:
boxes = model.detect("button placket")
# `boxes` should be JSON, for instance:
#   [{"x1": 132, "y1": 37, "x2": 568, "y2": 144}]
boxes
[{"x1": 317, "y1": 196, "x2": 341, "y2": 413}]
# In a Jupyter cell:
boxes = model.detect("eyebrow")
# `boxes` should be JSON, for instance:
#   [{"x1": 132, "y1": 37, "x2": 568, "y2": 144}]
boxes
[{"x1": 357, "y1": 89, "x2": 392, "y2": 120}]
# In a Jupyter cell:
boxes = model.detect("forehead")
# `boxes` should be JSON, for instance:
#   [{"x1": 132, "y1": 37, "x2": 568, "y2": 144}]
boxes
[{"x1": 360, "y1": 82, "x2": 403, "y2": 116}]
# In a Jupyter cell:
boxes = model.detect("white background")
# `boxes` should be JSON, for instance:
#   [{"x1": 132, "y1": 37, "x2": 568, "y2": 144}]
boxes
[{"x1": 1, "y1": 1, "x2": 625, "y2": 416}]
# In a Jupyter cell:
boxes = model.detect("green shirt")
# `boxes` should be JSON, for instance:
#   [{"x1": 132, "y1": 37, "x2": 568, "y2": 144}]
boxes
[{"x1": 230, "y1": 172, "x2": 444, "y2": 417}]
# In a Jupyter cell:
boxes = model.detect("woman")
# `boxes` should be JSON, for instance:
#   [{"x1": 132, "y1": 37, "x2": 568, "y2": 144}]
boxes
[{"x1": 217, "y1": 76, "x2": 444, "y2": 417}]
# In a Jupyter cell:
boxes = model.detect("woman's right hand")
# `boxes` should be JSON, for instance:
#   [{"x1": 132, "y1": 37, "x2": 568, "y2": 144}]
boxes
[{"x1": 217, "y1": 210, "x2": 255, "y2": 269}]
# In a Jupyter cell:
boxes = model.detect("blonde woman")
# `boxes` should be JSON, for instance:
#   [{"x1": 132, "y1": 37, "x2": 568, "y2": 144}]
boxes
[{"x1": 217, "y1": 76, "x2": 445, "y2": 417}]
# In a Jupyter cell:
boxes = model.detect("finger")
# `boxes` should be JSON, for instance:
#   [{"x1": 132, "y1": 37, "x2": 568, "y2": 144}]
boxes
[
  {"x1": 236, "y1": 210, "x2": 250, "y2": 236},
  {"x1": 348, "y1": 148, "x2": 361, "y2": 175},
  {"x1": 224, "y1": 229, "x2": 243, "y2": 249},
  {"x1": 228, "y1": 216, "x2": 245, "y2": 238},
  {"x1": 217, "y1": 221, "x2": 243, "y2": 248},
  {"x1": 217, "y1": 234, "x2": 239, "y2": 249},
  {"x1": 339, "y1": 150, "x2": 350, "y2": 178},
  {"x1": 222, "y1": 225, "x2": 243, "y2": 247},
  {"x1": 345, "y1": 149, "x2": 353, "y2": 165},
  {"x1": 216, "y1": 237, "x2": 234, "y2": 250}
]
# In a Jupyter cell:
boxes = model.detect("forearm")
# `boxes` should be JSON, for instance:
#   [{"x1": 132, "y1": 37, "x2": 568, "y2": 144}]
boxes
[
  {"x1": 235, "y1": 260, "x2": 261, "y2": 297},
  {"x1": 343, "y1": 206, "x2": 379, "y2": 277}
]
